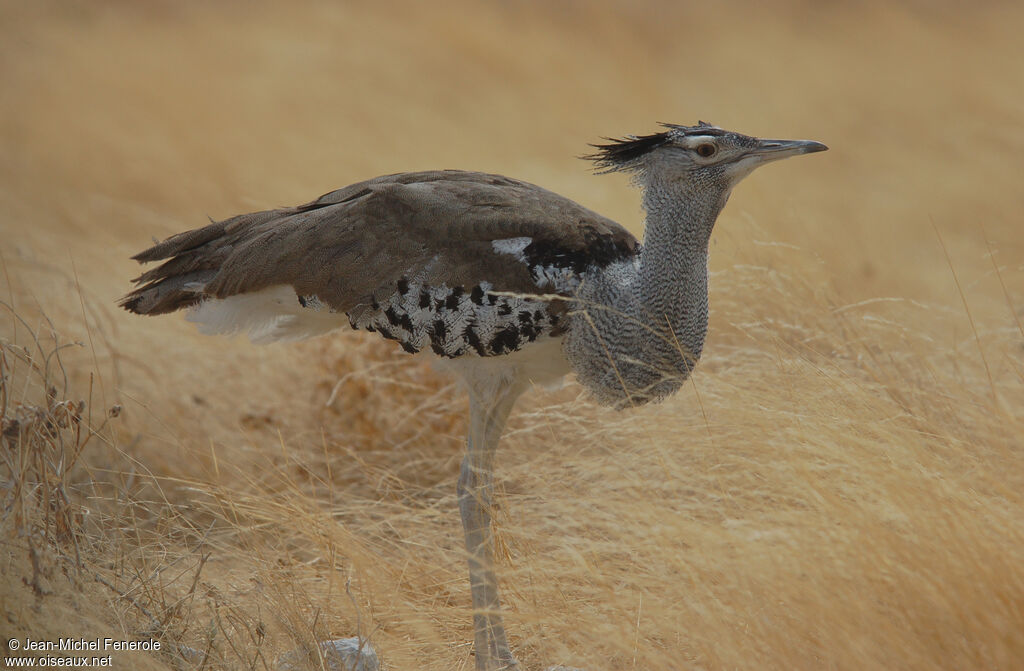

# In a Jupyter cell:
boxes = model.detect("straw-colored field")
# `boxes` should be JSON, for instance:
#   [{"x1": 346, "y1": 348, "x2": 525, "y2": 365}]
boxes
[{"x1": 2, "y1": 2, "x2": 1022, "y2": 669}]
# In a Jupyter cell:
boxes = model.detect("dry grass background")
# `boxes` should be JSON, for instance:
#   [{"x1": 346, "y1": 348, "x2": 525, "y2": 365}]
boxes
[{"x1": 2, "y1": 1, "x2": 1023, "y2": 669}]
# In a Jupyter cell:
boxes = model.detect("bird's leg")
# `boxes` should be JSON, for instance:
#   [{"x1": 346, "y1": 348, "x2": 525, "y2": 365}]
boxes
[{"x1": 458, "y1": 374, "x2": 526, "y2": 671}]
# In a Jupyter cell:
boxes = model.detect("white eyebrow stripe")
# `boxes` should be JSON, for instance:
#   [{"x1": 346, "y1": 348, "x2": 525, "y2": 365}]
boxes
[{"x1": 680, "y1": 135, "x2": 719, "y2": 147}]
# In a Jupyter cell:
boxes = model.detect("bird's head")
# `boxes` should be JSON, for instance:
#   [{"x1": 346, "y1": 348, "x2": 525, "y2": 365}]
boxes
[{"x1": 584, "y1": 121, "x2": 827, "y2": 190}]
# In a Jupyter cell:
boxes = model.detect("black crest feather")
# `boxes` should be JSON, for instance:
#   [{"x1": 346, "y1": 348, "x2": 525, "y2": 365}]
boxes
[
  {"x1": 582, "y1": 131, "x2": 671, "y2": 173},
  {"x1": 582, "y1": 122, "x2": 722, "y2": 173}
]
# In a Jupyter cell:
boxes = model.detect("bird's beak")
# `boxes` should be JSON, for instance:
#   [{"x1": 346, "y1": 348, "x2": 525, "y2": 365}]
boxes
[{"x1": 750, "y1": 138, "x2": 829, "y2": 163}]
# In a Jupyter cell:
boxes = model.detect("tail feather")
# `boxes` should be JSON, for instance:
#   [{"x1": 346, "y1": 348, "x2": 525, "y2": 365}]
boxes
[
  {"x1": 121, "y1": 206, "x2": 350, "y2": 343},
  {"x1": 119, "y1": 270, "x2": 215, "y2": 315},
  {"x1": 130, "y1": 219, "x2": 228, "y2": 263},
  {"x1": 121, "y1": 209, "x2": 291, "y2": 315}
]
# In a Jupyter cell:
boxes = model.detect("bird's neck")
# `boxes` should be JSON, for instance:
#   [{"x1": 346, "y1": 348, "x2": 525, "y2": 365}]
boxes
[
  {"x1": 563, "y1": 177, "x2": 728, "y2": 407},
  {"x1": 636, "y1": 177, "x2": 726, "y2": 359}
]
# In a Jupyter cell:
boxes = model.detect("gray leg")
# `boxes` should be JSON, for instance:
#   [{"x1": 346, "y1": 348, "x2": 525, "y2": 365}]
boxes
[{"x1": 458, "y1": 376, "x2": 525, "y2": 671}]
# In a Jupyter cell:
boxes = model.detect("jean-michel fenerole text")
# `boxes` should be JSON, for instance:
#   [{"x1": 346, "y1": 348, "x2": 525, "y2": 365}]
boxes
[{"x1": 15, "y1": 638, "x2": 161, "y2": 652}]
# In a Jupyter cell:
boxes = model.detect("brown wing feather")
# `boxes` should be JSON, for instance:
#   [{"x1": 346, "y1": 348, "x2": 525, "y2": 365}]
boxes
[{"x1": 121, "y1": 170, "x2": 638, "y2": 316}]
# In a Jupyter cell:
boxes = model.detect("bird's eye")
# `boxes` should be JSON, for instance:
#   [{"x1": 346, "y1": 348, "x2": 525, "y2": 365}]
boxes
[{"x1": 696, "y1": 143, "x2": 717, "y2": 157}]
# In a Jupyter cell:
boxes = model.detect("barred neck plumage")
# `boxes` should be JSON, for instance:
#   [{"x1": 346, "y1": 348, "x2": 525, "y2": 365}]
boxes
[
  {"x1": 562, "y1": 176, "x2": 727, "y2": 407},
  {"x1": 636, "y1": 175, "x2": 729, "y2": 363}
]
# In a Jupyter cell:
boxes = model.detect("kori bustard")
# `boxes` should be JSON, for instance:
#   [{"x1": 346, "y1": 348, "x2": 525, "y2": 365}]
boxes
[{"x1": 122, "y1": 122, "x2": 826, "y2": 670}]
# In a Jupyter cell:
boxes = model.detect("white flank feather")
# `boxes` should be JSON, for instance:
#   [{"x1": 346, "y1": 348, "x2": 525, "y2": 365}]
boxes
[{"x1": 186, "y1": 285, "x2": 347, "y2": 344}]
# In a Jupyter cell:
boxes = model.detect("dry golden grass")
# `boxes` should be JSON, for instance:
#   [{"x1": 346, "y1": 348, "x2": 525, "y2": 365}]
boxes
[{"x1": 2, "y1": 1, "x2": 1023, "y2": 669}]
